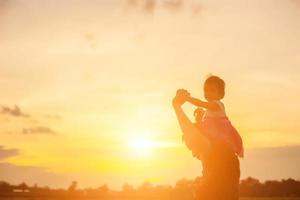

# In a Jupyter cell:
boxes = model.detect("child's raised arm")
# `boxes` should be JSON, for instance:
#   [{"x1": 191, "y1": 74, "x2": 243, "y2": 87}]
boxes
[{"x1": 187, "y1": 96, "x2": 220, "y2": 111}]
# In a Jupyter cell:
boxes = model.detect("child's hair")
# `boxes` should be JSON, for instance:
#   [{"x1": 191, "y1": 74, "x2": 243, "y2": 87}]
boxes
[{"x1": 204, "y1": 75, "x2": 225, "y2": 100}]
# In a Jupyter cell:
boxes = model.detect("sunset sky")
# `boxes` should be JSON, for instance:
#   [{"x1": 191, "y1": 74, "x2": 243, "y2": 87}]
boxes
[{"x1": 0, "y1": 0, "x2": 300, "y2": 189}]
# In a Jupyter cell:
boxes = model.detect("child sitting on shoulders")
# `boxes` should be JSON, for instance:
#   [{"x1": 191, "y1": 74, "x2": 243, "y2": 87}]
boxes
[{"x1": 178, "y1": 75, "x2": 244, "y2": 158}]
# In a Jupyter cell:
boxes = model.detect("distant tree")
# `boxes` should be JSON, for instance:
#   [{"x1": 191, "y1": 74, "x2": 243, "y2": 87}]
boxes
[
  {"x1": 122, "y1": 182, "x2": 134, "y2": 194},
  {"x1": 174, "y1": 178, "x2": 194, "y2": 200},
  {"x1": 99, "y1": 184, "x2": 108, "y2": 191},
  {"x1": 136, "y1": 181, "x2": 155, "y2": 197},
  {"x1": 1, "y1": 177, "x2": 300, "y2": 198},
  {"x1": 264, "y1": 180, "x2": 281, "y2": 196},
  {"x1": 0, "y1": 181, "x2": 12, "y2": 193},
  {"x1": 138, "y1": 181, "x2": 153, "y2": 190},
  {"x1": 282, "y1": 178, "x2": 300, "y2": 196},
  {"x1": 239, "y1": 177, "x2": 262, "y2": 196},
  {"x1": 154, "y1": 185, "x2": 173, "y2": 199},
  {"x1": 98, "y1": 184, "x2": 109, "y2": 197},
  {"x1": 68, "y1": 181, "x2": 77, "y2": 192},
  {"x1": 18, "y1": 182, "x2": 29, "y2": 192}
]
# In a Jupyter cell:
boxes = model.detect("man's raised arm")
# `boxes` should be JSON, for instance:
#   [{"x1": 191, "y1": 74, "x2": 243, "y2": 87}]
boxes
[{"x1": 172, "y1": 95, "x2": 210, "y2": 158}]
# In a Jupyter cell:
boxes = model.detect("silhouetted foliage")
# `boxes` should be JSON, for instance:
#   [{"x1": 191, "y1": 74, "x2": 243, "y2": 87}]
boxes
[
  {"x1": 0, "y1": 177, "x2": 299, "y2": 199},
  {"x1": 68, "y1": 181, "x2": 77, "y2": 192},
  {"x1": 239, "y1": 177, "x2": 300, "y2": 197}
]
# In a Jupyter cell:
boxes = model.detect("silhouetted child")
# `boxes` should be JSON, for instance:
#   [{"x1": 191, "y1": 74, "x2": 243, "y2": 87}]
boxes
[{"x1": 179, "y1": 75, "x2": 244, "y2": 158}]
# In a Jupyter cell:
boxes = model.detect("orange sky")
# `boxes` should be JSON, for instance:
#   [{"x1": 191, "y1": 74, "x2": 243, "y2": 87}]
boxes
[{"x1": 0, "y1": 0, "x2": 300, "y2": 189}]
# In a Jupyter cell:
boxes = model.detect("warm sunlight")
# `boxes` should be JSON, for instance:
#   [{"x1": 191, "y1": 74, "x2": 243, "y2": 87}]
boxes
[
  {"x1": 129, "y1": 137, "x2": 155, "y2": 156},
  {"x1": 1, "y1": 0, "x2": 300, "y2": 196}
]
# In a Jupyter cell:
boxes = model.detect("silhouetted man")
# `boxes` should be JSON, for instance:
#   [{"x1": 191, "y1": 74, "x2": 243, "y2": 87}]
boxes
[{"x1": 172, "y1": 92, "x2": 240, "y2": 200}]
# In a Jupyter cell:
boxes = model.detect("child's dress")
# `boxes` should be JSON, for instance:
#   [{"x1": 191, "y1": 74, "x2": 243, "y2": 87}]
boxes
[{"x1": 200, "y1": 100, "x2": 244, "y2": 158}]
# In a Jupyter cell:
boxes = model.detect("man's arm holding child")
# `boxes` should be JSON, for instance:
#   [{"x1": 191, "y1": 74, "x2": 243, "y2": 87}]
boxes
[{"x1": 172, "y1": 91, "x2": 210, "y2": 158}]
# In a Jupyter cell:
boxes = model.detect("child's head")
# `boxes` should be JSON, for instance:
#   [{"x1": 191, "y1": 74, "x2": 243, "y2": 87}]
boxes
[{"x1": 204, "y1": 75, "x2": 225, "y2": 101}]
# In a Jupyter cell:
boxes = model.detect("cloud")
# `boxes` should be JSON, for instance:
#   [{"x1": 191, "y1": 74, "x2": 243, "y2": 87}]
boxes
[
  {"x1": 22, "y1": 126, "x2": 56, "y2": 135},
  {"x1": 290, "y1": 0, "x2": 300, "y2": 5},
  {"x1": 127, "y1": 0, "x2": 139, "y2": 7},
  {"x1": 0, "y1": 146, "x2": 19, "y2": 160},
  {"x1": 0, "y1": 0, "x2": 10, "y2": 27},
  {"x1": 143, "y1": 0, "x2": 156, "y2": 14},
  {"x1": 126, "y1": 0, "x2": 155, "y2": 14},
  {"x1": 162, "y1": 0, "x2": 183, "y2": 13},
  {"x1": 0, "y1": 0, "x2": 8, "y2": 10},
  {"x1": 125, "y1": 0, "x2": 200, "y2": 15},
  {"x1": 0, "y1": 105, "x2": 58, "y2": 136},
  {"x1": 191, "y1": 1, "x2": 202, "y2": 16},
  {"x1": 1, "y1": 105, "x2": 30, "y2": 118}
]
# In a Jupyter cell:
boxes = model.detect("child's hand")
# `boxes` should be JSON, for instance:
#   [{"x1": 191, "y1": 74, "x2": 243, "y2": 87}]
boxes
[
  {"x1": 172, "y1": 89, "x2": 190, "y2": 107},
  {"x1": 172, "y1": 95, "x2": 185, "y2": 107},
  {"x1": 176, "y1": 89, "x2": 190, "y2": 99}
]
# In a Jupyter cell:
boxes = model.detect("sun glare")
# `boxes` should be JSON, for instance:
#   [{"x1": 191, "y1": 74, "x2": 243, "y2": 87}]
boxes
[{"x1": 129, "y1": 137, "x2": 155, "y2": 156}]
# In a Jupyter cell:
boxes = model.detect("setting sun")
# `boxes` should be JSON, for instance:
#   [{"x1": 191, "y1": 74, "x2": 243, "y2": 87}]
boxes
[{"x1": 129, "y1": 137, "x2": 155, "y2": 156}]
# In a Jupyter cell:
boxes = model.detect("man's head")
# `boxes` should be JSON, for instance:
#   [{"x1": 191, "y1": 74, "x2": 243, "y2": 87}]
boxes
[{"x1": 194, "y1": 108, "x2": 205, "y2": 124}]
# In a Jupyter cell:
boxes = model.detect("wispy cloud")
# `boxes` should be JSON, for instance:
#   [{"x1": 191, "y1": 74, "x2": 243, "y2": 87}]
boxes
[
  {"x1": 0, "y1": 146, "x2": 19, "y2": 160},
  {"x1": 143, "y1": 0, "x2": 156, "y2": 14},
  {"x1": 290, "y1": 0, "x2": 300, "y2": 5},
  {"x1": 127, "y1": 0, "x2": 142, "y2": 8},
  {"x1": 1, "y1": 105, "x2": 30, "y2": 118},
  {"x1": 0, "y1": 105, "x2": 59, "y2": 135},
  {"x1": 0, "y1": 0, "x2": 8, "y2": 10},
  {"x1": 126, "y1": 0, "x2": 155, "y2": 14},
  {"x1": 162, "y1": 0, "x2": 183, "y2": 13},
  {"x1": 22, "y1": 126, "x2": 56, "y2": 135},
  {"x1": 126, "y1": 0, "x2": 201, "y2": 15}
]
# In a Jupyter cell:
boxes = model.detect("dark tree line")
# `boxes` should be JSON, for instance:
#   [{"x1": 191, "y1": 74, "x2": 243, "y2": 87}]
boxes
[
  {"x1": 0, "y1": 177, "x2": 299, "y2": 199},
  {"x1": 239, "y1": 177, "x2": 300, "y2": 197}
]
